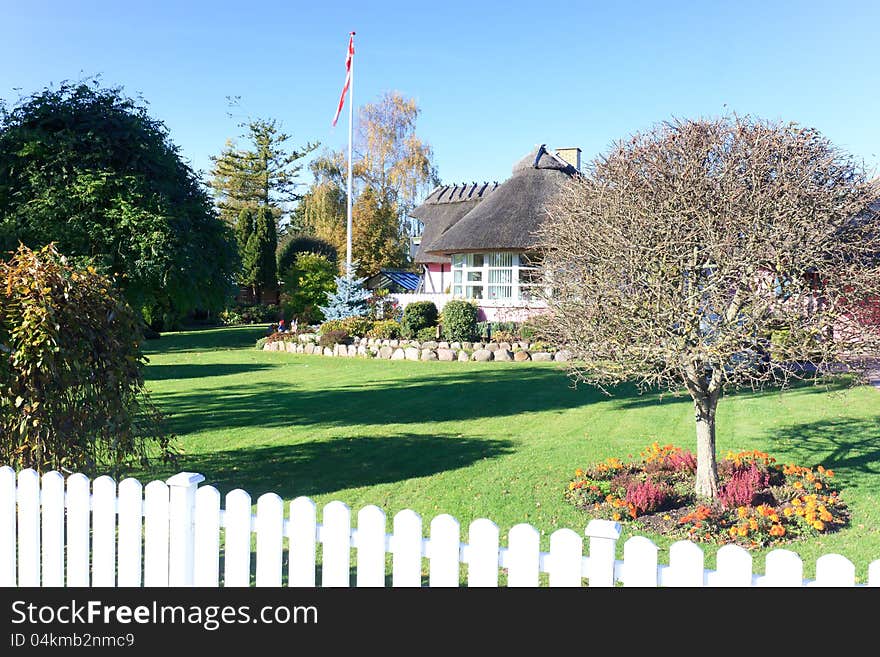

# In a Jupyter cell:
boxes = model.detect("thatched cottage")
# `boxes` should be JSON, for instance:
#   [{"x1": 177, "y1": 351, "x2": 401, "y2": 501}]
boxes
[{"x1": 404, "y1": 144, "x2": 580, "y2": 321}]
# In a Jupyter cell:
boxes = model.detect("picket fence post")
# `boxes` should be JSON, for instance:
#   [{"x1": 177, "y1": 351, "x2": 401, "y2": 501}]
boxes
[
  {"x1": 0, "y1": 466, "x2": 15, "y2": 586},
  {"x1": 548, "y1": 528, "x2": 583, "y2": 587},
  {"x1": 869, "y1": 560, "x2": 880, "y2": 586},
  {"x1": 194, "y1": 486, "x2": 221, "y2": 586},
  {"x1": 92, "y1": 476, "x2": 117, "y2": 587},
  {"x1": 467, "y1": 519, "x2": 499, "y2": 587},
  {"x1": 356, "y1": 505, "x2": 386, "y2": 587},
  {"x1": 585, "y1": 519, "x2": 621, "y2": 587},
  {"x1": 255, "y1": 493, "x2": 284, "y2": 587},
  {"x1": 224, "y1": 489, "x2": 253, "y2": 587},
  {"x1": 428, "y1": 514, "x2": 460, "y2": 587},
  {"x1": 506, "y1": 523, "x2": 540, "y2": 587},
  {"x1": 622, "y1": 536, "x2": 659, "y2": 586},
  {"x1": 321, "y1": 501, "x2": 351, "y2": 587},
  {"x1": 17, "y1": 469, "x2": 40, "y2": 587},
  {"x1": 288, "y1": 497, "x2": 317, "y2": 587},
  {"x1": 66, "y1": 474, "x2": 91, "y2": 586},
  {"x1": 41, "y1": 471, "x2": 65, "y2": 587},
  {"x1": 167, "y1": 472, "x2": 205, "y2": 587}
]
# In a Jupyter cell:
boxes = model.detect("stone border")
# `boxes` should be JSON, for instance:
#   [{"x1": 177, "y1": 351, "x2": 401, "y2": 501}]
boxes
[{"x1": 262, "y1": 334, "x2": 571, "y2": 362}]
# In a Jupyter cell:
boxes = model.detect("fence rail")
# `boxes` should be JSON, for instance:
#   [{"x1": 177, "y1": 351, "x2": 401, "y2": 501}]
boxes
[{"x1": 2, "y1": 467, "x2": 879, "y2": 587}]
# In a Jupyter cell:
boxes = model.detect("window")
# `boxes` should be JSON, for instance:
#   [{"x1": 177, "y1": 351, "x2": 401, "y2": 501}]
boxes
[{"x1": 449, "y1": 252, "x2": 543, "y2": 302}]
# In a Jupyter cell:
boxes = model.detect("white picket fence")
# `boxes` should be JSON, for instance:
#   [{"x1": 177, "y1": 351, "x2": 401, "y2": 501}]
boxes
[{"x1": 2, "y1": 467, "x2": 879, "y2": 587}]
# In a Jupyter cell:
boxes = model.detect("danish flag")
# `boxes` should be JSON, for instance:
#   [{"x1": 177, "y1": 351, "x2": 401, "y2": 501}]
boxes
[{"x1": 332, "y1": 32, "x2": 355, "y2": 127}]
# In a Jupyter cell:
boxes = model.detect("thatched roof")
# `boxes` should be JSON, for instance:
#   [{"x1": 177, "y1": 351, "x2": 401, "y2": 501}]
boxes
[
  {"x1": 412, "y1": 181, "x2": 499, "y2": 264},
  {"x1": 423, "y1": 145, "x2": 576, "y2": 257}
]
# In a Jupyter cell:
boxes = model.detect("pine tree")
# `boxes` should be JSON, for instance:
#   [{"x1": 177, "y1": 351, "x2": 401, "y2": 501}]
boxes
[
  {"x1": 241, "y1": 206, "x2": 277, "y2": 302},
  {"x1": 234, "y1": 208, "x2": 255, "y2": 260},
  {"x1": 319, "y1": 264, "x2": 372, "y2": 320}
]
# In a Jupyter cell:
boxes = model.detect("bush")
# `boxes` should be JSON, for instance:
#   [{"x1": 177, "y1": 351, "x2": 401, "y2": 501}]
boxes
[
  {"x1": 489, "y1": 321, "x2": 519, "y2": 337},
  {"x1": 221, "y1": 303, "x2": 280, "y2": 325},
  {"x1": 416, "y1": 326, "x2": 438, "y2": 341},
  {"x1": 0, "y1": 244, "x2": 175, "y2": 475},
  {"x1": 341, "y1": 316, "x2": 374, "y2": 337},
  {"x1": 367, "y1": 319, "x2": 401, "y2": 339},
  {"x1": 442, "y1": 300, "x2": 479, "y2": 342},
  {"x1": 319, "y1": 330, "x2": 350, "y2": 348},
  {"x1": 255, "y1": 337, "x2": 268, "y2": 350},
  {"x1": 319, "y1": 319, "x2": 346, "y2": 334},
  {"x1": 476, "y1": 321, "x2": 490, "y2": 340},
  {"x1": 367, "y1": 288, "x2": 400, "y2": 321},
  {"x1": 490, "y1": 330, "x2": 517, "y2": 344},
  {"x1": 277, "y1": 233, "x2": 338, "y2": 275},
  {"x1": 400, "y1": 301, "x2": 438, "y2": 338},
  {"x1": 280, "y1": 252, "x2": 337, "y2": 325}
]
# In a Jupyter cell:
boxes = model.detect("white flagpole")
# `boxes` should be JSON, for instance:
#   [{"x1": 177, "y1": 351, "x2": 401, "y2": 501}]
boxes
[{"x1": 346, "y1": 32, "x2": 355, "y2": 276}]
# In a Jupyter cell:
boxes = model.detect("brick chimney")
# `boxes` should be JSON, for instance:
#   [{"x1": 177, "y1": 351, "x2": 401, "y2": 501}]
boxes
[{"x1": 555, "y1": 147, "x2": 581, "y2": 171}]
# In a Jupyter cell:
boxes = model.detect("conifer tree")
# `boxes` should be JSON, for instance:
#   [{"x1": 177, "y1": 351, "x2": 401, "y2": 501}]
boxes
[{"x1": 319, "y1": 264, "x2": 371, "y2": 320}]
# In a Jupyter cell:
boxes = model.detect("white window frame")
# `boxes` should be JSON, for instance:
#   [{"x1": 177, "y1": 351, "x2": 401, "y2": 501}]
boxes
[{"x1": 451, "y1": 252, "x2": 543, "y2": 303}]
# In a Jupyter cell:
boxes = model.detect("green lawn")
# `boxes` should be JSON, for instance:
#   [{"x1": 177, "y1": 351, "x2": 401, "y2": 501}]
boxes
[{"x1": 140, "y1": 325, "x2": 880, "y2": 580}]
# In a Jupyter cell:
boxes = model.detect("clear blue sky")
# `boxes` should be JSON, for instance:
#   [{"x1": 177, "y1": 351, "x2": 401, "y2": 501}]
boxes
[{"x1": 2, "y1": 0, "x2": 878, "y2": 188}]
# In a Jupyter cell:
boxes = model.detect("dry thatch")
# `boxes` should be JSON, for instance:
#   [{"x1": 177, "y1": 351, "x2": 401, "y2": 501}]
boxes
[
  {"x1": 412, "y1": 182, "x2": 498, "y2": 263},
  {"x1": 423, "y1": 145, "x2": 576, "y2": 256}
]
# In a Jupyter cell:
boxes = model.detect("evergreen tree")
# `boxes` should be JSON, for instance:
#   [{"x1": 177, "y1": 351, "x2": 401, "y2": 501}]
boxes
[
  {"x1": 209, "y1": 117, "x2": 318, "y2": 233},
  {"x1": 234, "y1": 207, "x2": 255, "y2": 261},
  {"x1": 241, "y1": 206, "x2": 277, "y2": 302},
  {"x1": 319, "y1": 264, "x2": 372, "y2": 320}
]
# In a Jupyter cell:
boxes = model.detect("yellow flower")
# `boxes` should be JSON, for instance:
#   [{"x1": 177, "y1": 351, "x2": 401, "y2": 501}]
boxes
[
  {"x1": 737, "y1": 506, "x2": 748, "y2": 518},
  {"x1": 812, "y1": 520, "x2": 825, "y2": 531},
  {"x1": 783, "y1": 507, "x2": 794, "y2": 517},
  {"x1": 612, "y1": 512, "x2": 621, "y2": 521}
]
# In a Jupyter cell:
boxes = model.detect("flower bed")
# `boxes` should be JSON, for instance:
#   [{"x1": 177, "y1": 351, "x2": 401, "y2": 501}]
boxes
[{"x1": 565, "y1": 443, "x2": 849, "y2": 549}]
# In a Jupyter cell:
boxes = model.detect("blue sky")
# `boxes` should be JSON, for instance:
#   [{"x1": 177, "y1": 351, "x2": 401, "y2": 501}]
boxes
[{"x1": 2, "y1": 0, "x2": 878, "y2": 188}]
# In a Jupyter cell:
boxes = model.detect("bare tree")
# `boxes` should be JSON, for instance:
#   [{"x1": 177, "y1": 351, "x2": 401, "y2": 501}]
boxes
[{"x1": 537, "y1": 116, "x2": 880, "y2": 499}]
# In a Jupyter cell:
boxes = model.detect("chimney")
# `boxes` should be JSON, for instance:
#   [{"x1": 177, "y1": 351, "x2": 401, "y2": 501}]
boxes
[{"x1": 555, "y1": 147, "x2": 581, "y2": 171}]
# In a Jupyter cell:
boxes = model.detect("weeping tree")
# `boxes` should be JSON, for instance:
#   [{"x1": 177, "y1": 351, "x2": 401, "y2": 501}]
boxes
[{"x1": 538, "y1": 116, "x2": 880, "y2": 499}]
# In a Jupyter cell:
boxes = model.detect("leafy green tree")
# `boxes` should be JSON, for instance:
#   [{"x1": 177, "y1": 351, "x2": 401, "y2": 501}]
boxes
[
  {"x1": 0, "y1": 244, "x2": 175, "y2": 475},
  {"x1": 210, "y1": 117, "x2": 318, "y2": 234},
  {"x1": 241, "y1": 206, "x2": 277, "y2": 302},
  {"x1": 277, "y1": 233, "x2": 337, "y2": 277},
  {"x1": 235, "y1": 207, "x2": 255, "y2": 257},
  {"x1": 280, "y1": 252, "x2": 337, "y2": 324},
  {"x1": 0, "y1": 81, "x2": 237, "y2": 329}
]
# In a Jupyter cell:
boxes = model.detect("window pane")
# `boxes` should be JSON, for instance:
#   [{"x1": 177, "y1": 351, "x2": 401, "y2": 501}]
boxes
[
  {"x1": 453, "y1": 270, "x2": 462, "y2": 283},
  {"x1": 488, "y1": 285, "x2": 512, "y2": 300},
  {"x1": 470, "y1": 253, "x2": 485, "y2": 268},
  {"x1": 467, "y1": 271, "x2": 483, "y2": 282},
  {"x1": 489, "y1": 269, "x2": 512, "y2": 284},
  {"x1": 453, "y1": 285, "x2": 462, "y2": 296},
  {"x1": 489, "y1": 252, "x2": 513, "y2": 267},
  {"x1": 452, "y1": 254, "x2": 464, "y2": 267},
  {"x1": 520, "y1": 252, "x2": 542, "y2": 268},
  {"x1": 466, "y1": 285, "x2": 483, "y2": 299},
  {"x1": 519, "y1": 268, "x2": 540, "y2": 284}
]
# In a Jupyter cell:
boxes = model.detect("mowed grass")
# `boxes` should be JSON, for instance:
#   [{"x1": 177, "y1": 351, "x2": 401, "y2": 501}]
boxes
[{"x1": 139, "y1": 325, "x2": 880, "y2": 580}]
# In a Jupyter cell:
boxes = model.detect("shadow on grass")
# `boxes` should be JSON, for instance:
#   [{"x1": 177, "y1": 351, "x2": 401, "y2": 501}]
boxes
[
  {"x1": 168, "y1": 433, "x2": 514, "y2": 499},
  {"x1": 153, "y1": 368, "x2": 615, "y2": 434},
  {"x1": 143, "y1": 325, "x2": 267, "y2": 355},
  {"x1": 144, "y1": 363, "x2": 274, "y2": 381},
  {"x1": 766, "y1": 416, "x2": 880, "y2": 480}
]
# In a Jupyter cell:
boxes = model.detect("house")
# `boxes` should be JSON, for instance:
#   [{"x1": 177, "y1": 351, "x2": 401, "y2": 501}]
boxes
[{"x1": 402, "y1": 144, "x2": 580, "y2": 321}]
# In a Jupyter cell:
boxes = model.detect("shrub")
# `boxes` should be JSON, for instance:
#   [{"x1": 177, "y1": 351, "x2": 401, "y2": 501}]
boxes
[
  {"x1": 400, "y1": 301, "x2": 438, "y2": 338},
  {"x1": 221, "y1": 303, "x2": 280, "y2": 325},
  {"x1": 490, "y1": 330, "x2": 517, "y2": 344},
  {"x1": 341, "y1": 316, "x2": 374, "y2": 337},
  {"x1": 0, "y1": 244, "x2": 175, "y2": 475},
  {"x1": 625, "y1": 480, "x2": 672, "y2": 517},
  {"x1": 367, "y1": 288, "x2": 399, "y2": 321},
  {"x1": 319, "y1": 319, "x2": 346, "y2": 334},
  {"x1": 476, "y1": 321, "x2": 490, "y2": 340},
  {"x1": 280, "y1": 252, "x2": 336, "y2": 325},
  {"x1": 528, "y1": 341, "x2": 556, "y2": 352},
  {"x1": 318, "y1": 330, "x2": 350, "y2": 348},
  {"x1": 442, "y1": 300, "x2": 479, "y2": 342},
  {"x1": 255, "y1": 337, "x2": 268, "y2": 350},
  {"x1": 277, "y1": 233, "x2": 337, "y2": 275},
  {"x1": 718, "y1": 463, "x2": 770, "y2": 509},
  {"x1": 489, "y1": 321, "x2": 519, "y2": 337},
  {"x1": 416, "y1": 326, "x2": 438, "y2": 341},
  {"x1": 368, "y1": 320, "x2": 402, "y2": 339}
]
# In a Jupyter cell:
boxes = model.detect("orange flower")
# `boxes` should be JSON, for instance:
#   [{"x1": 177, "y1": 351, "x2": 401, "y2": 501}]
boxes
[
  {"x1": 826, "y1": 470, "x2": 834, "y2": 478},
  {"x1": 612, "y1": 512, "x2": 621, "y2": 521},
  {"x1": 575, "y1": 468, "x2": 584, "y2": 477},
  {"x1": 737, "y1": 506, "x2": 748, "y2": 518},
  {"x1": 814, "y1": 482, "x2": 823, "y2": 490},
  {"x1": 819, "y1": 510, "x2": 833, "y2": 522},
  {"x1": 769, "y1": 524, "x2": 786, "y2": 537},
  {"x1": 817, "y1": 465, "x2": 826, "y2": 473},
  {"x1": 783, "y1": 507, "x2": 794, "y2": 517},
  {"x1": 812, "y1": 520, "x2": 825, "y2": 531}
]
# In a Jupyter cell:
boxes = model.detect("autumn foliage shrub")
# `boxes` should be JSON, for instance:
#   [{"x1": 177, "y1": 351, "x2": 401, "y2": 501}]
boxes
[{"x1": 0, "y1": 244, "x2": 175, "y2": 475}]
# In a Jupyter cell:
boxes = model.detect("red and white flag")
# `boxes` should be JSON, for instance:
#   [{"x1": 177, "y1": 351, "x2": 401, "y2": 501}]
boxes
[{"x1": 331, "y1": 32, "x2": 355, "y2": 127}]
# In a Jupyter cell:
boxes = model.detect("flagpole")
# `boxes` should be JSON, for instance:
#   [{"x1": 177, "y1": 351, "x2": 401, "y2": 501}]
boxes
[{"x1": 346, "y1": 32, "x2": 355, "y2": 275}]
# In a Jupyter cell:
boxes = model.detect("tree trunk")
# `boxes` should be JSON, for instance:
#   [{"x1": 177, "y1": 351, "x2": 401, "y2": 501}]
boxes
[{"x1": 693, "y1": 393, "x2": 720, "y2": 499}]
